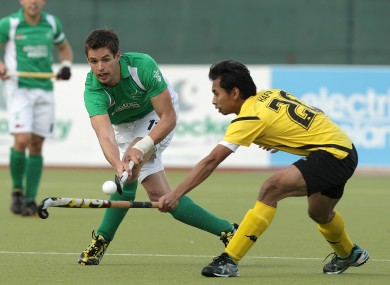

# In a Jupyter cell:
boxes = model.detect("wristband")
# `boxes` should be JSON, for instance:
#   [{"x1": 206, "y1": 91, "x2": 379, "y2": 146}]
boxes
[
  {"x1": 61, "y1": 60, "x2": 72, "y2": 68},
  {"x1": 132, "y1": 135, "x2": 154, "y2": 155}
]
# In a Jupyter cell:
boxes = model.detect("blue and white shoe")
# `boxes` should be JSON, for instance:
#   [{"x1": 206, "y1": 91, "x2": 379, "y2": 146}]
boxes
[
  {"x1": 201, "y1": 252, "x2": 239, "y2": 277},
  {"x1": 323, "y1": 244, "x2": 369, "y2": 274}
]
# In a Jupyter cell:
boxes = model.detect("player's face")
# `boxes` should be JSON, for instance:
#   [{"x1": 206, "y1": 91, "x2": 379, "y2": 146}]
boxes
[
  {"x1": 87, "y1": 48, "x2": 121, "y2": 87},
  {"x1": 20, "y1": 0, "x2": 46, "y2": 18},
  {"x1": 211, "y1": 78, "x2": 240, "y2": 115}
]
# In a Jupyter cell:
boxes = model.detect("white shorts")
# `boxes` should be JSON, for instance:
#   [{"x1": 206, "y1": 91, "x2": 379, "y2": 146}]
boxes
[
  {"x1": 5, "y1": 83, "x2": 55, "y2": 138},
  {"x1": 113, "y1": 91, "x2": 179, "y2": 182}
]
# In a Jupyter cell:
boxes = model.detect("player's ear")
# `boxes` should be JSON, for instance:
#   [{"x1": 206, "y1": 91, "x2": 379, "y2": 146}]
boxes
[
  {"x1": 232, "y1": 87, "x2": 240, "y2": 100},
  {"x1": 115, "y1": 51, "x2": 121, "y2": 60}
]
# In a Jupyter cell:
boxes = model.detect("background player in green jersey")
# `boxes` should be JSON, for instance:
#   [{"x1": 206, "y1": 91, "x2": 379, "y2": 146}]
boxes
[
  {"x1": 78, "y1": 29, "x2": 237, "y2": 265},
  {"x1": 0, "y1": 0, "x2": 73, "y2": 216},
  {"x1": 158, "y1": 60, "x2": 369, "y2": 277}
]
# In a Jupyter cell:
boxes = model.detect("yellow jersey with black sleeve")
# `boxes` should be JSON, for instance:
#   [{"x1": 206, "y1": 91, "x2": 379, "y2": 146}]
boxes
[{"x1": 223, "y1": 89, "x2": 353, "y2": 159}]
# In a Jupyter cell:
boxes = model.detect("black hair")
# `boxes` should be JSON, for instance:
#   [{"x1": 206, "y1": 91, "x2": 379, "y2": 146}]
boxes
[
  {"x1": 209, "y1": 60, "x2": 257, "y2": 99},
  {"x1": 84, "y1": 28, "x2": 120, "y2": 57}
]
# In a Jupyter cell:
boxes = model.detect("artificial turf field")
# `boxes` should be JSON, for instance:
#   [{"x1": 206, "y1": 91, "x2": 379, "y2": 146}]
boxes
[{"x1": 0, "y1": 167, "x2": 389, "y2": 285}]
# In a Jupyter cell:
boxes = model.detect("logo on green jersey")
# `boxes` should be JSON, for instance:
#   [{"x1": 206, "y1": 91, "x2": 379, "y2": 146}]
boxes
[
  {"x1": 153, "y1": 70, "x2": 162, "y2": 82},
  {"x1": 24, "y1": 45, "x2": 48, "y2": 58}
]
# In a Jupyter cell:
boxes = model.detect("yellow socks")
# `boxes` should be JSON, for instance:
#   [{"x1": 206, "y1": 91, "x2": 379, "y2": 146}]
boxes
[
  {"x1": 318, "y1": 211, "x2": 353, "y2": 258},
  {"x1": 225, "y1": 201, "x2": 276, "y2": 262},
  {"x1": 225, "y1": 203, "x2": 353, "y2": 261}
]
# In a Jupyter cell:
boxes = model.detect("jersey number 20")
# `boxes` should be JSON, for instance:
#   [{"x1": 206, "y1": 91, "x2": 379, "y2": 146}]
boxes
[{"x1": 267, "y1": 91, "x2": 316, "y2": 130}]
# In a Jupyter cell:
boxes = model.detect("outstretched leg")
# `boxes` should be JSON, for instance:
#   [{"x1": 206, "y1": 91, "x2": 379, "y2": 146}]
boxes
[{"x1": 142, "y1": 171, "x2": 234, "y2": 236}]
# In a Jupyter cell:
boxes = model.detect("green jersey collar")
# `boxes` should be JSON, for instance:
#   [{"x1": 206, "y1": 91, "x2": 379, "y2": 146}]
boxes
[
  {"x1": 119, "y1": 56, "x2": 131, "y2": 79},
  {"x1": 17, "y1": 8, "x2": 26, "y2": 23}
]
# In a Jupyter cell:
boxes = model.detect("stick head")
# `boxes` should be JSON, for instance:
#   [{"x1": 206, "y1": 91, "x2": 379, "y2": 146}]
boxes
[
  {"x1": 114, "y1": 171, "x2": 129, "y2": 195},
  {"x1": 114, "y1": 175, "x2": 123, "y2": 195},
  {"x1": 37, "y1": 197, "x2": 51, "y2": 219}
]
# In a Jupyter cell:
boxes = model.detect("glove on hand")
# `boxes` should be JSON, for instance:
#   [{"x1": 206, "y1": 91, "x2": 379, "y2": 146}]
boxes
[
  {"x1": 57, "y1": 66, "x2": 71, "y2": 80},
  {"x1": 57, "y1": 60, "x2": 72, "y2": 80}
]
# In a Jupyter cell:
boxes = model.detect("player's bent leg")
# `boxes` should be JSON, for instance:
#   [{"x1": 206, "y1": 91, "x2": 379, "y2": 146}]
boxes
[
  {"x1": 97, "y1": 181, "x2": 137, "y2": 241},
  {"x1": 202, "y1": 201, "x2": 276, "y2": 277},
  {"x1": 318, "y1": 210, "x2": 369, "y2": 274},
  {"x1": 309, "y1": 193, "x2": 369, "y2": 274},
  {"x1": 78, "y1": 181, "x2": 137, "y2": 265},
  {"x1": 225, "y1": 201, "x2": 275, "y2": 261},
  {"x1": 317, "y1": 210, "x2": 353, "y2": 257}
]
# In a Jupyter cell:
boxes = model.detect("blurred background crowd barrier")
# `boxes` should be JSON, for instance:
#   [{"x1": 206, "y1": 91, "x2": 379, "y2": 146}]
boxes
[{"x1": 1, "y1": 0, "x2": 389, "y2": 169}]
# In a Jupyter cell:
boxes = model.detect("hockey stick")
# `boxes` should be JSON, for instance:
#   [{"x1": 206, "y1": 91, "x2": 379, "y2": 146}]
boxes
[
  {"x1": 7, "y1": 71, "x2": 57, "y2": 79},
  {"x1": 37, "y1": 197, "x2": 158, "y2": 219}
]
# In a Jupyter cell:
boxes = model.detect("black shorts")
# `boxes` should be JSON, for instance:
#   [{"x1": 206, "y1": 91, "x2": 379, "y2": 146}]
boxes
[{"x1": 293, "y1": 145, "x2": 358, "y2": 199}]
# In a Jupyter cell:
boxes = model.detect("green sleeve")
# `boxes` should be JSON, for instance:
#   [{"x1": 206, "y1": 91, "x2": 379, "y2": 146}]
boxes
[
  {"x1": 52, "y1": 15, "x2": 65, "y2": 45},
  {"x1": 0, "y1": 17, "x2": 10, "y2": 44},
  {"x1": 137, "y1": 54, "x2": 168, "y2": 97}
]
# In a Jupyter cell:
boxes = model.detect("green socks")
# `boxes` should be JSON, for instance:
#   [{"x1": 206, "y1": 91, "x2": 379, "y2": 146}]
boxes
[
  {"x1": 25, "y1": 154, "x2": 43, "y2": 202},
  {"x1": 10, "y1": 147, "x2": 26, "y2": 190},
  {"x1": 10, "y1": 147, "x2": 43, "y2": 202},
  {"x1": 170, "y1": 195, "x2": 232, "y2": 236},
  {"x1": 97, "y1": 181, "x2": 138, "y2": 241}
]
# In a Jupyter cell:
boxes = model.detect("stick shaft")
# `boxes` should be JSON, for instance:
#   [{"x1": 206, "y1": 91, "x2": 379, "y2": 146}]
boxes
[
  {"x1": 42, "y1": 197, "x2": 158, "y2": 209},
  {"x1": 8, "y1": 71, "x2": 56, "y2": 79},
  {"x1": 37, "y1": 197, "x2": 159, "y2": 219},
  {"x1": 112, "y1": 200, "x2": 158, "y2": 208}
]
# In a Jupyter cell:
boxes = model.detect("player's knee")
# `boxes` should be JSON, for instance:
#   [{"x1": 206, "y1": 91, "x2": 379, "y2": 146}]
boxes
[
  {"x1": 308, "y1": 208, "x2": 332, "y2": 224},
  {"x1": 28, "y1": 135, "x2": 44, "y2": 154},
  {"x1": 147, "y1": 191, "x2": 161, "y2": 202},
  {"x1": 14, "y1": 135, "x2": 32, "y2": 150},
  {"x1": 259, "y1": 179, "x2": 283, "y2": 204}
]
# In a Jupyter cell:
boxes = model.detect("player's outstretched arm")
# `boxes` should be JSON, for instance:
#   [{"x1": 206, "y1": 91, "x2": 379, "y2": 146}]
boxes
[
  {"x1": 91, "y1": 114, "x2": 124, "y2": 177},
  {"x1": 158, "y1": 144, "x2": 232, "y2": 212}
]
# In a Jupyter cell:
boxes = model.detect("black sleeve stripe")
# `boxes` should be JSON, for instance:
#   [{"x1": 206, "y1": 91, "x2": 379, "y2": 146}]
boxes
[
  {"x1": 275, "y1": 143, "x2": 352, "y2": 154},
  {"x1": 296, "y1": 144, "x2": 351, "y2": 154},
  {"x1": 231, "y1": 116, "x2": 260, "y2": 123}
]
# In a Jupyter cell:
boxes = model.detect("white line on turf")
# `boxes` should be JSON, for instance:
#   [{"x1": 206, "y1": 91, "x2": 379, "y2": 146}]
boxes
[{"x1": 0, "y1": 251, "x2": 389, "y2": 262}]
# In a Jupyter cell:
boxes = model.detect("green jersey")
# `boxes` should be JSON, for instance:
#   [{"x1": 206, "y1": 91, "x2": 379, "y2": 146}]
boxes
[
  {"x1": 0, "y1": 8, "x2": 65, "y2": 90},
  {"x1": 84, "y1": 52, "x2": 168, "y2": 125}
]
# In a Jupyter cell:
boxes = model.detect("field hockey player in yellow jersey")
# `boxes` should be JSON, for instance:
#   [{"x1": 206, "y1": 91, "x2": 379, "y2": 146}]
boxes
[{"x1": 158, "y1": 60, "x2": 369, "y2": 277}]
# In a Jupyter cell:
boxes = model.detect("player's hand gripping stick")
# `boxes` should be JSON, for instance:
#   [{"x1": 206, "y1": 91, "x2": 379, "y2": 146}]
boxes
[{"x1": 114, "y1": 161, "x2": 135, "y2": 195}]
